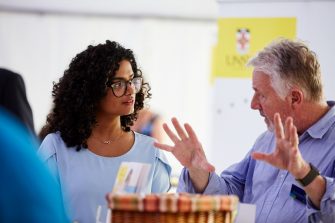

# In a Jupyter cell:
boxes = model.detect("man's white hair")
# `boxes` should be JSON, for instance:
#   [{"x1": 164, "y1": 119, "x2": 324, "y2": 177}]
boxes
[{"x1": 247, "y1": 38, "x2": 323, "y2": 102}]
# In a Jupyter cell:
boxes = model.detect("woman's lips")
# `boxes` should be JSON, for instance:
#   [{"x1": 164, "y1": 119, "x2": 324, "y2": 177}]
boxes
[{"x1": 122, "y1": 98, "x2": 134, "y2": 105}]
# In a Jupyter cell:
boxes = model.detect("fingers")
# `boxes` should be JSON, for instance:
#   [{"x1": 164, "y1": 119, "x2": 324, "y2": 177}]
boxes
[
  {"x1": 283, "y1": 116, "x2": 299, "y2": 148},
  {"x1": 154, "y1": 142, "x2": 174, "y2": 152},
  {"x1": 184, "y1": 123, "x2": 200, "y2": 144},
  {"x1": 284, "y1": 117, "x2": 291, "y2": 140},
  {"x1": 290, "y1": 124, "x2": 299, "y2": 148},
  {"x1": 171, "y1": 117, "x2": 189, "y2": 140},
  {"x1": 162, "y1": 123, "x2": 180, "y2": 144},
  {"x1": 251, "y1": 152, "x2": 271, "y2": 163},
  {"x1": 162, "y1": 118, "x2": 190, "y2": 143},
  {"x1": 274, "y1": 113, "x2": 284, "y2": 140}
]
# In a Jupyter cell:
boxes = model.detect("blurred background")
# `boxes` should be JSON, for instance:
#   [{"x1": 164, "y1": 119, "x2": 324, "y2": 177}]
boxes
[{"x1": 1, "y1": 0, "x2": 335, "y2": 181}]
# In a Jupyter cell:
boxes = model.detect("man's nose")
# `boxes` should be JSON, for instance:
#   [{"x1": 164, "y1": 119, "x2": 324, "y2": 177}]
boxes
[{"x1": 250, "y1": 95, "x2": 259, "y2": 110}]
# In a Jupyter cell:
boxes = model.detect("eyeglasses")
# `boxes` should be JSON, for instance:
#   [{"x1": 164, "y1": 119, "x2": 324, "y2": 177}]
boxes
[{"x1": 107, "y1": 77, "x2": 143, "y2": 97}]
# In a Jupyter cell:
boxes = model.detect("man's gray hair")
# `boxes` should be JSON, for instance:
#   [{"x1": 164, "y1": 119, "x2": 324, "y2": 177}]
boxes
[{"x1": 247, "y1": 38, "x2": 323, "y2": 102}]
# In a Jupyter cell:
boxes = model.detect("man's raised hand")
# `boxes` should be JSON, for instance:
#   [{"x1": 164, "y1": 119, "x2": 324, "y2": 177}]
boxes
[{"x1": 154, "y1": 117, "x2": 215, "y2": 172}]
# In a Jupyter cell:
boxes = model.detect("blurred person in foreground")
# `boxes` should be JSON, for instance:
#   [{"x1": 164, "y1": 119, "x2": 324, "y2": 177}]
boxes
[
  {"x1": 38, "y1": 40, "x2": 171, "y2": 223},
  {"x1": 155, "y1": 39, "x2": 335, "y2": 222},
  {"x1": 0, "y1": 68, "x2": 35, "y2": 136},
  {"x1": 0, "y1": 108, "x2": 68, "y2": 222}
]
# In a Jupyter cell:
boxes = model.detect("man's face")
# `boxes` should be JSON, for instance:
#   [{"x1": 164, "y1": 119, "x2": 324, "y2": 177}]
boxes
[{"x1": 250, "y1": 70, "x2": 291, "y2": 131}]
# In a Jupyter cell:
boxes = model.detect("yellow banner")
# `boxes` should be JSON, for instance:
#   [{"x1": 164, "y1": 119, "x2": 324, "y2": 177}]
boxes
[{"x1": 212, "y1": 18, "x2": 296, "y2": 79}]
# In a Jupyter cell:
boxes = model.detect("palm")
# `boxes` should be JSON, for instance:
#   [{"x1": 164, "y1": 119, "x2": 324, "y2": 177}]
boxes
[
  {"x1": 252, "y1": 113, "x2": 305, "y2": 175},
  {"x1": 267, "y1": 137, "x2": 299, "y2": 171},
  {"x1": 154, "y1": 118, "x2": 215, "y2": 172}
]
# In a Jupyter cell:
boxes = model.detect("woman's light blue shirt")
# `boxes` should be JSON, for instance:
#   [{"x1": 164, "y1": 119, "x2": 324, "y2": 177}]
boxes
[{"x1": 38, "y1": 132, "x2": 171, "y2": 223}]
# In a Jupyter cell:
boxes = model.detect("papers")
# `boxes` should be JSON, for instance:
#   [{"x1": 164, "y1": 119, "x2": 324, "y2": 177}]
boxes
[{"x1": 113, "y1": 162, "x2": 151, "y2": 194}]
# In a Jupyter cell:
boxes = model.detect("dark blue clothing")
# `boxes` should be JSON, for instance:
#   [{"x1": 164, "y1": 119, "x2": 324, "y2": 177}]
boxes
[
  {"x1": 0, "y1": 109, "x2": 69, "y2": 222},
  {"x1": 0, "y1": 68, "x2": 35, "y2": 136}
]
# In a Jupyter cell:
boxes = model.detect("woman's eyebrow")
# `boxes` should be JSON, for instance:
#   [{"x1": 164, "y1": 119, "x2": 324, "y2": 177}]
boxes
[{"x1": 111, "y1": 74, "x2": 135, "y2": 81}]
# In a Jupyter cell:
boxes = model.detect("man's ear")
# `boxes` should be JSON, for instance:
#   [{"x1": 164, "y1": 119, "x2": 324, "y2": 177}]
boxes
[{"x1": 290, "y1": 88, "x2": 304, "y2": 108}]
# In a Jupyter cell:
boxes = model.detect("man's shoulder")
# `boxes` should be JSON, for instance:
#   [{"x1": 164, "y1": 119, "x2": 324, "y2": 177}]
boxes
[
  {"x1": 255, "y1": 130, "x2": 274, "y2": 142},
  {"x1": 251, "y1": 130, "x2": 275, "y2": 152}
]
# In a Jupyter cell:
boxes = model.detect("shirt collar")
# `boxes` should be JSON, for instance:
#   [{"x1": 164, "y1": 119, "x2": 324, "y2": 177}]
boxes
[{"x1": 304, "y1": 101, "x2": 335, "y2": 139}]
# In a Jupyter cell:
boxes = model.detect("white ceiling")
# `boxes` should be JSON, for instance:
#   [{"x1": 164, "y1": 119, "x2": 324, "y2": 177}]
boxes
[{"x1": 0, "y1": 0, "x2": 219, "y2": 20}]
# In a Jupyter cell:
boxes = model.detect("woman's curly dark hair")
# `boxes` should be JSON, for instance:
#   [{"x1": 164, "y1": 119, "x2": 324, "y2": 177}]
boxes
[{"x1": 39, "y1": 40, "x2": 151, "y2": 150}]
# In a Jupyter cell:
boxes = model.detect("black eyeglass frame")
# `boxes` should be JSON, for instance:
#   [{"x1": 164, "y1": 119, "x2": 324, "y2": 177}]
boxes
[{"x1": 107, "y1": 77, "x2": 143, "y2": 98}]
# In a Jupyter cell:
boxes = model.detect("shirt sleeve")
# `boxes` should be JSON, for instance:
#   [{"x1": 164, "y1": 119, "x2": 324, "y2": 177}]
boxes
[
  {"x1": 38, "y1": 134, "x2": 60, "y2": 185},
  {"x1": 307, "y1": 176, "x2": 335, "y2": 222},
  {"x1": 151, "y1": 150, "x2": 172, "y2": 193},
  {"x1": 177, "y1": 151, "x2": 252, "y2": 200}
]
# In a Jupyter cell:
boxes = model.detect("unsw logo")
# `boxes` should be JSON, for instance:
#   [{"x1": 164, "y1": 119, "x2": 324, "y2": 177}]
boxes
[{"x1": 236, "y1": 28, "x2": 250, "y2": 55}]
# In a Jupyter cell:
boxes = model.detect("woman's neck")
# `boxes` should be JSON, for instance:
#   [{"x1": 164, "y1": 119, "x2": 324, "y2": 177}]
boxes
[{"x1": 92, "y1": 116, "x2": 123, "y2": 139}]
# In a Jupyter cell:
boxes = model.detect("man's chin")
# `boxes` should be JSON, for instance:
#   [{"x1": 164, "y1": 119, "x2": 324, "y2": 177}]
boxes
[
  {"x1": 265, "y1": 120, "x2": 274, "y2": 132},
  {"x1": 267, "y1": 125, "x2": 274, "y2": 132}
]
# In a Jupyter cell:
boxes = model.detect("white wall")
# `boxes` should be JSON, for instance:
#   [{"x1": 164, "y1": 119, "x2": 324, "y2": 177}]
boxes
[
  {"x1": 0, "y1": 2, "x2": 217, "y2": 175},
  {"x1": 2, "y1": 0, "x2": 334, "y2": 176},
  {"x1": 0, "y1": 0, "x2": 217, "y2": 20},
  {"x1": 211, "y1": 1, "x2": 335, "y2": 172}
]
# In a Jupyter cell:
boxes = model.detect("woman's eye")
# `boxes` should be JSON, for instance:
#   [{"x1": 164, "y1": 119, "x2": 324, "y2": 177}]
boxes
[{"x1": 112, "y1": 82, "x2": 122, "y2": 88}]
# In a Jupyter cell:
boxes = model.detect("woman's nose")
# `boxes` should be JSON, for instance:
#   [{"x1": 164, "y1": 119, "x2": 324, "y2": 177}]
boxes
[{"x1": 126, "y1": 81, "x2": 135, "y2": 94}]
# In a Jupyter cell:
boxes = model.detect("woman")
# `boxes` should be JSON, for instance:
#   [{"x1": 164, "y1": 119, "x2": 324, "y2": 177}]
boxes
[{"x1": 38, "y1": 40, "x2": 171, "y2": 223}]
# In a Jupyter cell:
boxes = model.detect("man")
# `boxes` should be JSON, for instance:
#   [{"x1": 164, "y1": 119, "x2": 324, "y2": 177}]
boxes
[{"x1": 155, "y1": 39, "x2": 335, "y2": 222}]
